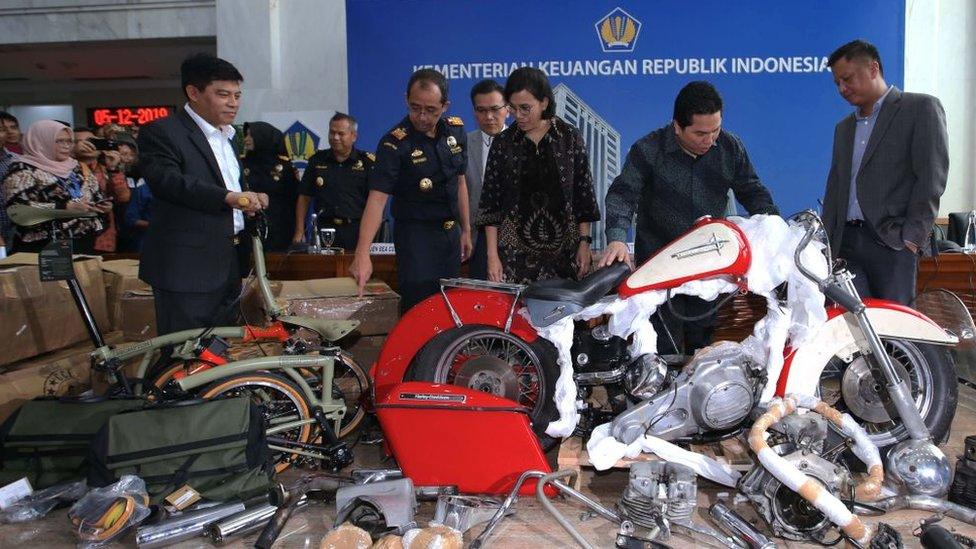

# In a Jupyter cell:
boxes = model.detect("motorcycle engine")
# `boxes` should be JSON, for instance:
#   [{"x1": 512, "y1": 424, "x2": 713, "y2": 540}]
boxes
[
  {"x1": 610, "y1": 341, "x2": 764, "y2": 444},
  {"x1": 616, "y1": 461, "x2": 696, "y2": 544},
  {"x1": 738, "y1": 413, "x2": 853, "y2": 543}
]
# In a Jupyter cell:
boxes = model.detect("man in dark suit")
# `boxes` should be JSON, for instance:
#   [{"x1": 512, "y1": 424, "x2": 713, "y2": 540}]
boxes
[
  {"x1": 138, "y1": 53, "x2": 268, "y2": 334},
  {"x1": 465, "y1": 79, "x2": 509, "y2": 279},
  {"x1": 823, "y1": 40, "x2": 949, "y2": 305}
]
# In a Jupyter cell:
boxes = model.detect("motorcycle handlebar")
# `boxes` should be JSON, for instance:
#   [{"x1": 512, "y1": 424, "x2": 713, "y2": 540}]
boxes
[{"x1": 791, "y1": 210, "x2": 829, "y2": 289}]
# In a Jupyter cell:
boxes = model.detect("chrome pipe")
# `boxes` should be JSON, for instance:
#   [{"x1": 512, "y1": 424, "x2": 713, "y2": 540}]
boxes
[
  {"x1": 874, "y1": 495, "x2": 976, "y2": 525},
  {"x1": 135, "y1": 501, "x2": 245, "y2": 548},
  {"x1": 708, "y1": 502, "x2": 775, "y2": 549},
  {"x1": 209, "y1": 497, "x2": 308, "y2": 545}
]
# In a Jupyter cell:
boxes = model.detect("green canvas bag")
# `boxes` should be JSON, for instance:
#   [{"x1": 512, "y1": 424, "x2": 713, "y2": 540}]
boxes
[
  {"x1": 87, "y1": 397, "x2": 272, "y2": 503},
  {"x1": 0, "y1": 397, "x2": 144, "y2": 488}
]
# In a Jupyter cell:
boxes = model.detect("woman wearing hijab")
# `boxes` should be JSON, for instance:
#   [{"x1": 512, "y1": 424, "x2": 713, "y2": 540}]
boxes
[
  {"x1": 2, "y1": 120, "x2": 109, "y2": 254},
  {"x1": 241, "y1": 121, "x2": 298, "y2": 252},
  {"x1": 477, "y1": 67, "x2": 601, "y2": 284}
]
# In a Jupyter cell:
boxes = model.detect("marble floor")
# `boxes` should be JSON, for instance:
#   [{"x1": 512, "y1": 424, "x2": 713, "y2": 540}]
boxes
[{"x1": 5, "y1": 386, "x2": 976, "y2": 548}]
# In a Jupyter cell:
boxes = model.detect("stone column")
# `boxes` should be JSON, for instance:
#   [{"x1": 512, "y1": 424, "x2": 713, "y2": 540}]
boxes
[{"x1": 216, "y1": 0, "x2": 347, "y2": 147}]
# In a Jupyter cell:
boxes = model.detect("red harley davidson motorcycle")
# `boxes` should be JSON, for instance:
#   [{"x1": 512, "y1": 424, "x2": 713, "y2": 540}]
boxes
[{"x1": 371, "y1": 213, "x2": 958, "y2": 463}]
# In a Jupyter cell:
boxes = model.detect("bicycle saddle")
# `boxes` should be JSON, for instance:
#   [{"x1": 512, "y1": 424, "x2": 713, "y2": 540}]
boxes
[{"x1": 8, "y1": 204, "x2": 97, "y2": 227}]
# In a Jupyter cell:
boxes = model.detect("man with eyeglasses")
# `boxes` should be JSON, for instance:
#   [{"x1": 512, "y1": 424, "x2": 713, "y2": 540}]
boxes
[
  {"x1": 349, "y1": 68, "x2": 472, "y2": 310},
  {"x1": 465, "y1": 79, "x2": 509, "y2": 279}
]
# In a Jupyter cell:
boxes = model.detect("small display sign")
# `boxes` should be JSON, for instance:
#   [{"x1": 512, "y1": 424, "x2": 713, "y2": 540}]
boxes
[{"x1": 88, "y1": 106, "x2": 174, "y2": 127}]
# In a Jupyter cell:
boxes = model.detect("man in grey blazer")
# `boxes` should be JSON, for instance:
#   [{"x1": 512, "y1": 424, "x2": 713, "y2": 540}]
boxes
[
  {"x1": 823, "y1": 39, "x2": 949, "y2": 304},
  {"x1": 466, "y1": 79, "x2": 509, "y2": 279}
]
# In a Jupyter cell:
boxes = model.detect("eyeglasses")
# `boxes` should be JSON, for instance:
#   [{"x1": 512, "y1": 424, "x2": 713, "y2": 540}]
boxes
[
  {"x1": 55, "y1": 138, "x2": 74, "y2": 146},
  {"x1": 474, "y1": 105, "x2": 507, "y2": 115},
  {"x1": 508, "y1": 103, "x2": 535, "y2": 115},
  {"x1": 408, "y1": 104, "x2": 442, "y2": 117}
]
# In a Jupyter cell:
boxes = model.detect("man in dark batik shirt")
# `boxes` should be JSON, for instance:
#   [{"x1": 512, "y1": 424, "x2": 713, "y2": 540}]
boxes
[{"x1": 599, "y1": 81, "x2": 779, "y2": 355}]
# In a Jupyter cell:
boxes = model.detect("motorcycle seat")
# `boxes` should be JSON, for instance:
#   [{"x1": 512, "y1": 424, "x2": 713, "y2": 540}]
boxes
[{"x1": 523, "y1": 261, "x2": 631, "y2": 308}]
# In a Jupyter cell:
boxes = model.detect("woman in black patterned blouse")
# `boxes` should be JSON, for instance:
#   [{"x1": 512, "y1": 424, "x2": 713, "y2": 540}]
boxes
[
  {"x1": 2, "y1": 120, "x2": 108, "y2": 253},
  {"x1": 476, "y1": 67, "x2": 601, "y2": 284}
]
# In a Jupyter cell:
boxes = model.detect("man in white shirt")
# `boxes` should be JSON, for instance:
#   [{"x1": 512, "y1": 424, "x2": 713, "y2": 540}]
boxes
[
  {"x1": 138, "y1": 53, "x2": 268, "y2": 333},
  {"x1": 465, "y1": 80, "x2": 509, "y2": 279}
]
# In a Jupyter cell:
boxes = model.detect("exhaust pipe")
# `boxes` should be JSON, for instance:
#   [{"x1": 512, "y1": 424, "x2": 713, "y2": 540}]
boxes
[
  {"x1": 873, "y1": 495, "x2": 976, "y2": 525},
  {"x1": 135, "y1": 501, "x2": 245, "y2": 548},
  {"x1": 708, "y1": 501, "x2": 775, "y2": 549},
  {"x1": 209, "y1": 497, "x2": 308, "y2": 545}
]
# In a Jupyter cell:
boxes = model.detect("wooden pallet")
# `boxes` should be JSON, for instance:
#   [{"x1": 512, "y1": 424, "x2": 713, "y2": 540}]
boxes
[{"x1": 556, "y1": 436, "x2": 754, "y2": 489}]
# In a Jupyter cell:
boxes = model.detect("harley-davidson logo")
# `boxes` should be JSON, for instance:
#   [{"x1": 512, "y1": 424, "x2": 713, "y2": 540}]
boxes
[
  {"x1": 399, "y1": 392, "x2": 466, "y2": 403},
  {"x1": 671, "y1": 233, "x2": 729, "y2": 260}
]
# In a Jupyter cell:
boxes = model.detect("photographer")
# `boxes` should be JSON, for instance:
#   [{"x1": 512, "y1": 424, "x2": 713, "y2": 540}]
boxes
[{"x1": 72, "y1": 127, "x2": 130, "y2": 253}]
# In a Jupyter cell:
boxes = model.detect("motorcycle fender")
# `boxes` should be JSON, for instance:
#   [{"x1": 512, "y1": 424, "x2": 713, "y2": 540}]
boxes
[
  {"x1": 775, "y1": 300, "x2": 957, "y2": 397},
  {"x1": 372, "y1": 289, "x2": 539, "y2": 402}
]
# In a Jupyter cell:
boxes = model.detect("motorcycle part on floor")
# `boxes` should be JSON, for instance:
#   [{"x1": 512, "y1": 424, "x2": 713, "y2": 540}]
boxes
[
  {"x1": 432, "y1": 495, "x2": 507, "y2": 533},
  {"x1": 950, "y1": 435, "x2": 976, "y2": 508},
  {"x1": 616, "y1": 461, "x2": 742, "y2": 548},
  {"x1": 708, "y1": 501, "x2": 776, "y2": 549},
  {"x1": 334, "y1": 478, "x2": 418, "y2": 537},
  {"x1": 739, "y1": 412, "x2": 855, "y2": 543},
  {"x1": 915, "y1": 515, "x2": 974, "y2": 549}
]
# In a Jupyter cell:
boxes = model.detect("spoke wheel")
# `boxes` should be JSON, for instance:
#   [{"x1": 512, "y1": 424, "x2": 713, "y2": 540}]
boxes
[
  {"x1": 200, "y1": 372, "x2": 313, "y2": 473},
  {"x1": 819, "y1": 339, "x2": 956, "y2": 456},
  {"x1": 409, "y1": 325, "x2": 559, "y2": 449}
]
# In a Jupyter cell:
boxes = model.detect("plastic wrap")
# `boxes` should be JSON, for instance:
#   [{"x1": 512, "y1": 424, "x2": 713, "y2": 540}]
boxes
[
  {"x1": 277, "y1": 278, "x2": 400, "y2": 336},
  {"x1": 747, "y1": 397, "x2": 874, "y2": 545},
  {"x1": 536, "y1": 214, "x2": 829, "y2": 438},
  {"x1": 68, "y1": 475, "x2": 151, "y2": 548},
  {"x1": 0, "y1": 480, "x2": 87, "y2": 524},
  {"x1": 585, "y1": 423, "x2": 740, "y2": 486}
]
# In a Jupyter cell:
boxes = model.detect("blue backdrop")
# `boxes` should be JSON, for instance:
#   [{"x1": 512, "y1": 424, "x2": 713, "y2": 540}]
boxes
[{"x1": 347, "y1": 0, "x2": 904, "y2": 241}]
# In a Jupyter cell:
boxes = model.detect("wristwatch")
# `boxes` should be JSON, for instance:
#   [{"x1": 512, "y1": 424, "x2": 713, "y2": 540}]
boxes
[{"x1": 578, "y1": 235, "x2": 593, "y2": 245}]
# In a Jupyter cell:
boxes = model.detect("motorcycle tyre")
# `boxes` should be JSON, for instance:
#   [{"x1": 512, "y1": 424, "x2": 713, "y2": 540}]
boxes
[
  {"x1": 407, "y1": 324, "x2": 561, "y2": 451},
  {"x1": 821, "y1": 341, "x2": 957, "y2": 469}
]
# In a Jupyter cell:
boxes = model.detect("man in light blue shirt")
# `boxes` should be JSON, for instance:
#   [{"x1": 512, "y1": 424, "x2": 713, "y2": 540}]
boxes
[{"x1": 822, "y1": 40, "x2": 948, "y2": 304}]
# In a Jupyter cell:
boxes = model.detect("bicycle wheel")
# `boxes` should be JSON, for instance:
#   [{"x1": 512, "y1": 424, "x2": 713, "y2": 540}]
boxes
[
  {"x1": 200, "y1": 372, "x2": 314, "y2": 473},
  {"x1": 330, "y1": 351, "x2": 370, "y2": 439}
]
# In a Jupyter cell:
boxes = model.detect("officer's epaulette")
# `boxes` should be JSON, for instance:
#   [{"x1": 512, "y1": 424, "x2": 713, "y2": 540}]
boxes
[
  {"x1": 390, "y1": 127, "x2": 407, "y2": 140},
  {"x1": 365, "y1": 152, "x2": 376, "y2": 162},
  {"x1": 445, "y1": 116, "x2": 464, "y2": 127}
]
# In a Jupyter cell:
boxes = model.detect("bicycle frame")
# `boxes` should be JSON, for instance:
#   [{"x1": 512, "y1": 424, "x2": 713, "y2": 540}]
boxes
[
  {"x1": 174, "y1": 352, "x2": 348, "y2": 460},
  {"x1": 11, "y1": 205, "x2": 361, "y2": 466}
]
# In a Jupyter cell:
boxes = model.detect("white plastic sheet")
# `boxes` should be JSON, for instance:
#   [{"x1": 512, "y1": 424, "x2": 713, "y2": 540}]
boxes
[
  {"x1": 586, "y1": 423, "x2": 741, "y2": 486},
  {"x1": 534, "y1": 214, "x2": 829, "y2": 443}
]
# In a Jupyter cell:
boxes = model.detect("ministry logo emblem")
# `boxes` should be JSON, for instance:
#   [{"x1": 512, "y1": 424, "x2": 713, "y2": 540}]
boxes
[
  {"x1": 283, "y1": 121, "x2": 321, "y2": 171},
  {"x1": 596, "y1": 7, "x2": 641, "y2": 53}
]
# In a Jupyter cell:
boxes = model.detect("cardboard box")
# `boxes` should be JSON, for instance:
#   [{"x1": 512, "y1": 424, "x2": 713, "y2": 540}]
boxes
[
  {"x1": 0, "y1": 253, "x2": 109, "y2": 366},
  {"x1": 0, "y1": 332, "x2": 126, "y2": 421},
  {"x1": 277, "y1": 278, "x2": 400, "y2": 336},
  {"x1": 102, "y1": 259, "x2": 150, "y2": 331},
  {"x1": 345, "y1": 334, "x2": 386, "y2": 370},
  {"x1": 120, "y1": 290, "x2": 157, "y2": 341},
  {"x1": 0, "y1": 343, "x2": 90, "y2": 421}
]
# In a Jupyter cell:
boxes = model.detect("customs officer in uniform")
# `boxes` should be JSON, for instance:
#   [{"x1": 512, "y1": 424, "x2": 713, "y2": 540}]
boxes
[
  {"x1": 294, "y1": 113, "x2": 373, "y2": 251},
  {"x1": 349, "y1": 69, "x2": 473, "y2": 310}
]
